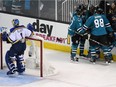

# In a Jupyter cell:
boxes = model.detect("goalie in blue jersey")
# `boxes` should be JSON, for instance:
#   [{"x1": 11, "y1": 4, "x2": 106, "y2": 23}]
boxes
[
  {"x1": 79, "y1": 7, "x2": 114, "y2": 64},
  {"x1": 2, "y1": 19, "x2": 34, "y2": 76}
]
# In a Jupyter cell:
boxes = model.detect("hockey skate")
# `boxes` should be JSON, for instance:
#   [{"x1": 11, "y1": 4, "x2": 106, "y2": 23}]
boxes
[
  {"x1": 90, "y1": 58, "x2": 96, "y2": 64},
  {"x1": 105, "y1": 61, "x2": 111, "y2": 64},
  {"x1": 70, "y1": 58, "x2": 75, "y2": 62},
  {"x1": 105, "y1": 60, "x2": 111, "y2": 65},
  {"x1": 70, "y1": 57, "x2": 79, "y2": 63},
  {"x1": 7, "y1": 70, "x2": 17, "y2": 77},
  {"x1": 74, "y1": 57, "x2": 79, "y2": 62},
  {"x1": 105, "y1": 58, "x2": 111, "y2": 65}
]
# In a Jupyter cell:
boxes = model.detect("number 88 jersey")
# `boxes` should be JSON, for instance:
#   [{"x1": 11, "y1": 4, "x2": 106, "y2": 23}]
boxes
[{"x1": 83, "y1": 14, "x2": 113, "y2": 36}]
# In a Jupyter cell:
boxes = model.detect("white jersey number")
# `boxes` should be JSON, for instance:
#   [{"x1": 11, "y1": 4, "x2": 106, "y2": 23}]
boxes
[{"x1": 94, "y1": 18, "x2": 104, "y2": 28}]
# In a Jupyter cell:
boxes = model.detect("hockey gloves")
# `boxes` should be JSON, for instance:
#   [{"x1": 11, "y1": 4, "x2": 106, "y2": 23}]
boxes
[
  {"x1": 2, "y1": 31, "x2": 8, "y2": 41},
  {"x1": 27, "y1": 23, "x2": 35, "y2": 32}
]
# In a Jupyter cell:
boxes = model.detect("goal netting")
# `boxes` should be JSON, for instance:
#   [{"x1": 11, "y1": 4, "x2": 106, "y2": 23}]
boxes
[{"x1": 0, "y1": 33, "x2": 57, "y2": 77}]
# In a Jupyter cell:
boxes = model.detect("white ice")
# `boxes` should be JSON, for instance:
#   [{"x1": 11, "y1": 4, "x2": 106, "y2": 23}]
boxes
[{"x1": 0, "y1": 49, "x2": 116, "y2": 87}]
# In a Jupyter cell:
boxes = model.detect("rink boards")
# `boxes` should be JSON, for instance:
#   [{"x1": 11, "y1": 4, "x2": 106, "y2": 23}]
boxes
[{"x1": 0, "y1": 12, "x2": 116, "y2": 60}]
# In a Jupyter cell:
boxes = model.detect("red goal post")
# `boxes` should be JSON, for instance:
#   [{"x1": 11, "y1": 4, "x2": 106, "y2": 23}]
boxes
[
  {"x1": 0, "y1": 34, "x2": 3, "y2": 70},
  {"x1": 0, "y1": 34, "x2": 44, "y2": 77}
]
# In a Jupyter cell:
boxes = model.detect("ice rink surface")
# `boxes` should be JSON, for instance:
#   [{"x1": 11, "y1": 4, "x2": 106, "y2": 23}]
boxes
[{"x1": 0, "y1": 49, "x2": 116, "y2": 87}]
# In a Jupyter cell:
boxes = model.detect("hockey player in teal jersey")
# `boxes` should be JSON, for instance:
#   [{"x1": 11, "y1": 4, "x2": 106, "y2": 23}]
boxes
[
  {"x1": 80, "y1": 7, "x2": 113, "y2": 64},
  {"x1": 68, "y1": 5, "x2": 86, "y2": 62}
]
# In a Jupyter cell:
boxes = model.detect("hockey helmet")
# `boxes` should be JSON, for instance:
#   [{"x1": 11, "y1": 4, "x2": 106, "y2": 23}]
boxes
[
  {"x1": 12, "y1": 19, "x2": 19, "y2": 26},
  {"x1": 95, "y1": 6, "x2": 103, "y2": 14},
  {"x1": 76, "y1": 4, "x2": 85, "y2": 15}
]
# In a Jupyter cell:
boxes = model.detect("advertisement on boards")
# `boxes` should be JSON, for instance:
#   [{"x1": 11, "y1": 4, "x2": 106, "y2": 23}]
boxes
[{"x1": 0, "y1": 13, "x2": 71, "y2": 47}]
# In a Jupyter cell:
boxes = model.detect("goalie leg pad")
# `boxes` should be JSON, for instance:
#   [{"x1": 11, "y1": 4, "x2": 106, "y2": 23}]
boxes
[
  {"x1": 5, "y1": 51, "x2": 17, "y2": 73},
  {"x1": 16, "y1": 55, "x2": 25, "y2": 73}
]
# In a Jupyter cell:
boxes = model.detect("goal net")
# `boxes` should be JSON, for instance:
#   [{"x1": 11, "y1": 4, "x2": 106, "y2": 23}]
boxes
[{"x1": 0, "y1": 33, "x2": 57, "y2": 77}]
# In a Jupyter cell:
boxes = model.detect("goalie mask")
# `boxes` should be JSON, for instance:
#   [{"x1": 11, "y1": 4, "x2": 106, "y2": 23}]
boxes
[{"x1": 12, "y1": 19, "x2": 19, "y2": 26}]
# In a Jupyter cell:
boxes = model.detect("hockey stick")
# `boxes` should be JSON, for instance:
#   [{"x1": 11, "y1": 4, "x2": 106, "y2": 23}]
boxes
[
  {"x1": 57, "y1": 32, "x2": 105, "y2": 46},
  {"x1": 68, "y1": 29, "x2": 106, "y2": 46}
]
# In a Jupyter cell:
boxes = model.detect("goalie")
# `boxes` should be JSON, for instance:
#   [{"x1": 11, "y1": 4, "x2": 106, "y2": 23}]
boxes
[{"x1": 2, "y1": 19, "x2": 34, "y2": 76}]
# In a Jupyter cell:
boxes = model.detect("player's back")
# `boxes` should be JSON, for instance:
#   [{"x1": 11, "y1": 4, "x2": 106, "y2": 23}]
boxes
[
  {"x1": 8, "y1": 26, "x2": 32, "y2": 53},
  {"x1": 9, "y1": 26, "x2": 32, "y2": 42},
  {"x1": 85, "y1": 14, "x2": 108, "y2": 36}
]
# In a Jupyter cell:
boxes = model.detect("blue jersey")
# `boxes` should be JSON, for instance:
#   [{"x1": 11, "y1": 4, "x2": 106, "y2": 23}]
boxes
[
  {"x1": 68, "y1": 14, "x2": 83, "y2": 36},
  {"x1": 83, "y1": 14, "x2": 113, "y2": 36}
]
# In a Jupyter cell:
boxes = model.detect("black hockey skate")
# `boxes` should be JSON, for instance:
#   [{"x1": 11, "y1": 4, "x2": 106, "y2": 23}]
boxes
[
  {"x1": 70, "y1": 57, "x2": 75, "y2": 62},
  {"x1": 70, "y1": 57, "x2": 79, "y2": 62},
  {"x1": 74, "y1": 57, "x2": 79, "y2": 62},
  {"x1": 104, "y1": 56, "x2": 112, "y2": 64},
  {"x1": 90, "y1": 58, "x2": 96, "y2": 64},
  {"x1": 105, "y1": 58, "x2": 111, "y2": 64},
  {"x1": 7, "y1": 70, "x2": 17, "y2": 77}
]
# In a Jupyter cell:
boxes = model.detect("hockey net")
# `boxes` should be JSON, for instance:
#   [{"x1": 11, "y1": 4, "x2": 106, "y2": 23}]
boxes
[{"x1": 0, "y1": 33, "x2": 57, "y2": 77}]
